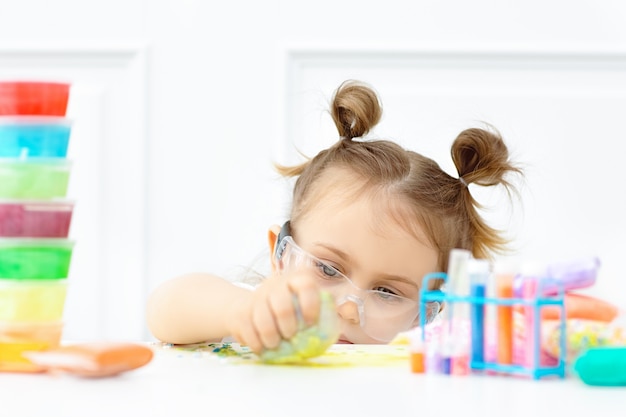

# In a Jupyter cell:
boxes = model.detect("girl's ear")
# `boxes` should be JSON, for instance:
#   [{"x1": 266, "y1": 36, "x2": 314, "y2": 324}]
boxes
[{"x1": 268, "y1": 224, "x2": 281, "y2": 272}]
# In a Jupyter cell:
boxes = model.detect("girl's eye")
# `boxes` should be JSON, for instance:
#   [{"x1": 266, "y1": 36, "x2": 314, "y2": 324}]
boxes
[
  {"x1": 315, "y1": 261, "x2": 340, "y2": 279},
  {"x1": 372, "y1": 287, "x2": 410, "y2": 305},
  {"x1": 373, "y1": 286, "x2": 399, "y2": 297}
]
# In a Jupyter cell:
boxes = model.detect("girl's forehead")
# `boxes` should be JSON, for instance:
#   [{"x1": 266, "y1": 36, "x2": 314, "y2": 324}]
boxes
[
  {"x1": 295, "y1": 189, "x2": 439, "y2": 277},
  {"x1": 299, "y1": 193, "x2": 423, "y2": 244},
  {"x1": 296, "y1": 170, "x2": 427, "y2": 242}
]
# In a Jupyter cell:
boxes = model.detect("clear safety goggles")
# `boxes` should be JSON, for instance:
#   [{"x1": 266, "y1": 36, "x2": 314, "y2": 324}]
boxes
[{"x1": 274, "y1": 224, "x2": 440, "y2": 342}]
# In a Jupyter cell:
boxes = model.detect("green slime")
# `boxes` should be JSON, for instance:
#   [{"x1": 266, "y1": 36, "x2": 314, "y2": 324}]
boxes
[{"x1": 259, "y1": 291, "x2": 339, "y2": 364}]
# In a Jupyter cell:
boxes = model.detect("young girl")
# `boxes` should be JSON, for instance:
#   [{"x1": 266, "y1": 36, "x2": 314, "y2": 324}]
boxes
[{"x1": 146, "y1": 80, "x2": 522, "y2": 353}]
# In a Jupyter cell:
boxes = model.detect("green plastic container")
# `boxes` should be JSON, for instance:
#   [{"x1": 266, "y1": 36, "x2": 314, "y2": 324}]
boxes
[
  {"x1": 574, "y1": 346, "x2": 626, "y2": 386},
  {"x1": 0, "y1": 238, "x2": 74, "y2": 279},
  {"x1": 0, "y1": 159, "x2": 71, "y2": 199}
]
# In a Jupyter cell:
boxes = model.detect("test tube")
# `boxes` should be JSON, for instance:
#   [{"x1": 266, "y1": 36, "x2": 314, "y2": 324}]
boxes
[
  {"x1": 445, "y1": 249, "x2": 471, "y2": 332},
  {"x1": 518, "y1": 261, "x2": 543, "y2": 369},
  {"x1": 469, "y1": 259, "x2": 489, "y2": 367},
  {"x1": 494, "y1": 264, "x2": 515, "y2": 366},
  {"x1": 451, "y1": 334, "x2": 470, "y2": 376},
  {"x1": 410, "y1": 334, "x2": 425, "y2": 374},
  {"x1": 425, "y1": 334, "x2": 441, "y2": 374}
]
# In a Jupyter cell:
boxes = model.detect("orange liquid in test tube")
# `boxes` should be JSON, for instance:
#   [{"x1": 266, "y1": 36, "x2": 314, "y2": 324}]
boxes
[
  {"x1": 411, "y1": 352, "x2": 425, "y2": 373},
  {"x1": 410, "y1": 336, "x2": 425, "y2": 373},
  {"x1": 496, "y1": 274, "x2": 514, "y2": 365}
]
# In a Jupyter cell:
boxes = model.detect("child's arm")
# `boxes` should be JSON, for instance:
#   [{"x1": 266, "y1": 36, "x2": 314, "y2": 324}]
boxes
[
  {"x1": 145, "y1": 272, "x2": 321, "y2": 353},
  {"x1": 146, "y1": 273, "x2": 251, "y2": 345}
]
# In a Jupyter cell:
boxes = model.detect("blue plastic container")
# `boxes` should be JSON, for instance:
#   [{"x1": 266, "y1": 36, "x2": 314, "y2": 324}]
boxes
[{"x1": 0, "y1": 117, "x2": 71, "y2": 158}]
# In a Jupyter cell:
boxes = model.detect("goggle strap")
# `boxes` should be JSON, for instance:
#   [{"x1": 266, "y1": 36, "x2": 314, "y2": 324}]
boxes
[{"x1": 274, "y1": 220, "x2": 292, "y2": 261}]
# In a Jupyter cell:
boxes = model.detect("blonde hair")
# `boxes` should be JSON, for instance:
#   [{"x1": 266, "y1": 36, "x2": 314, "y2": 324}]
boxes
[{"x1": 275, "y1": 80, "x2": 522, "y2": 272}]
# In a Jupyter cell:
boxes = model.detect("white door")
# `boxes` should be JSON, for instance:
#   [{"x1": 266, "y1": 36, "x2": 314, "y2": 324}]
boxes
[{"x1": 0, "y1": 1, "x2": 624, "y2": 341}]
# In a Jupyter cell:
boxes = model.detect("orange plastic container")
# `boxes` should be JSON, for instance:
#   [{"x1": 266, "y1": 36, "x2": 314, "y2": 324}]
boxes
[
  {"x1": 0, "y1": 321, "x2": 63, "y2": 372},
  {"x1": 0, "y1": 82, "x2": 70, "y2": 116}
]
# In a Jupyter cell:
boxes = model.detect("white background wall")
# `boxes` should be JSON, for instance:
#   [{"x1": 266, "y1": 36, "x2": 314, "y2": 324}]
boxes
[{"x1": 1, "y1": 0, "x2": 625, "y2": 341}]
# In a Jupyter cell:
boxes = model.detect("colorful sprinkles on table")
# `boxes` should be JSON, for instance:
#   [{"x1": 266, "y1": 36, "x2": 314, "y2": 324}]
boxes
[{"x1": 153, "y1": 341, "x2": 409, "y2": 367}]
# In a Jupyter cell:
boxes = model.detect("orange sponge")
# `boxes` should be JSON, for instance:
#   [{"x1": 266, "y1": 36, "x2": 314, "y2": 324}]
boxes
[{"x1": 23, "y1": 342, "x2": 154, "y2": 377}]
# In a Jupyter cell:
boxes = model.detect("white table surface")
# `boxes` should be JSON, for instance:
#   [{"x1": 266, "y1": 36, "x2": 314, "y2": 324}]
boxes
[{"x1": 1, "y1": 342, "x2": 623, "y2": 417}]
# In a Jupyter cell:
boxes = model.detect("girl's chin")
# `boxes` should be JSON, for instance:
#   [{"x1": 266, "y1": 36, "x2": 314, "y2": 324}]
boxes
[{"x1": 336, "y1": 339, "x2": 353, "y2": 344}]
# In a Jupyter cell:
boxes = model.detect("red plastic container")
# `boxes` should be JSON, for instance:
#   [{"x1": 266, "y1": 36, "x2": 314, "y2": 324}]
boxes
[
  {"x1": 0, "y1": 82, "x2": 70, "y2": 116},
  {"x1": 0, "y1": 200, "x2": 74, "y2": 237}
]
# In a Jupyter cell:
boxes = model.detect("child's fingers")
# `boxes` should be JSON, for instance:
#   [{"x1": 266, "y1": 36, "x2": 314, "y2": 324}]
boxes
[
  {"x1": 252, "y1": 296, "x2": 282, "y2": 350},
  {"x1": 239, "y1": 272, "x2": 323, "y2": 353},
  {"x1": 228, "y1": 297, "x2": 265, "y2": 353},
  {"x1": 233, "y1": 322, "x2": 263, "y2": 354},
  {"x1": 267, "y1": 286, "x2": 299, "y2": 340},
  {"x1": 288, "y1": 273, "x2": 321, "y2": 326}
]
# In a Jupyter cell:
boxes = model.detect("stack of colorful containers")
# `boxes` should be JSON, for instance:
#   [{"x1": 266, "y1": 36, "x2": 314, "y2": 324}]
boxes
[{"x1": 0, "y1": 81, "x2": 74, "y2": 372}]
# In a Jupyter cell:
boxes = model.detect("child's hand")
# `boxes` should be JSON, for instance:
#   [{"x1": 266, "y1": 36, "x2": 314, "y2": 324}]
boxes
[{"x1": 227, "y1": 272, "x2": 321, "y2": 354}]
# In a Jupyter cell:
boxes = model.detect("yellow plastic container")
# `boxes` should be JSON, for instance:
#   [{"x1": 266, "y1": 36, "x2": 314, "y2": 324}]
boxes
[
  {"x1": 0, "y1": 321, "x2": 63, "y2": 372},
  {"x1": 0, "y1": 279, "x2": 67, "y2": 321}
]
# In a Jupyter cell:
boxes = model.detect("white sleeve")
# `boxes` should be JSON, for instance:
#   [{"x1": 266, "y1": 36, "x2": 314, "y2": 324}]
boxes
[{"x1": 232, "y1": 281, "x2": 256, "y2": 291}]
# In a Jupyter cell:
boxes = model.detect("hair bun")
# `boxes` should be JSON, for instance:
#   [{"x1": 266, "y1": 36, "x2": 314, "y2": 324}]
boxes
[
  {"x1": 451, "y1": 126, "x2": 520, "y2": 187},
  {"x1": 331, "y1": 80, "x2": 382, "y2": 140}
]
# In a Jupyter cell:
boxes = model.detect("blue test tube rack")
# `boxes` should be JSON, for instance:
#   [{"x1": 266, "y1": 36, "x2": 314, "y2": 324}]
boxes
[{"x1": 419, "y1": 272, "x2": 567, "y2": 380}]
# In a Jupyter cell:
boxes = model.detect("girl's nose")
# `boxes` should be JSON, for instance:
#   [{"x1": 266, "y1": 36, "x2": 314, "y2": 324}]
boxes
[{"x1": 335, "y1": 295, "x2": 362, "y2": 324}]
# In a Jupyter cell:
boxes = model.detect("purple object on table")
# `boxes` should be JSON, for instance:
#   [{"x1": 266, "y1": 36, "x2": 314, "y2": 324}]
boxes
[{"x1": 513, "y1": 257, "x2": 600, "y2": 296}]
